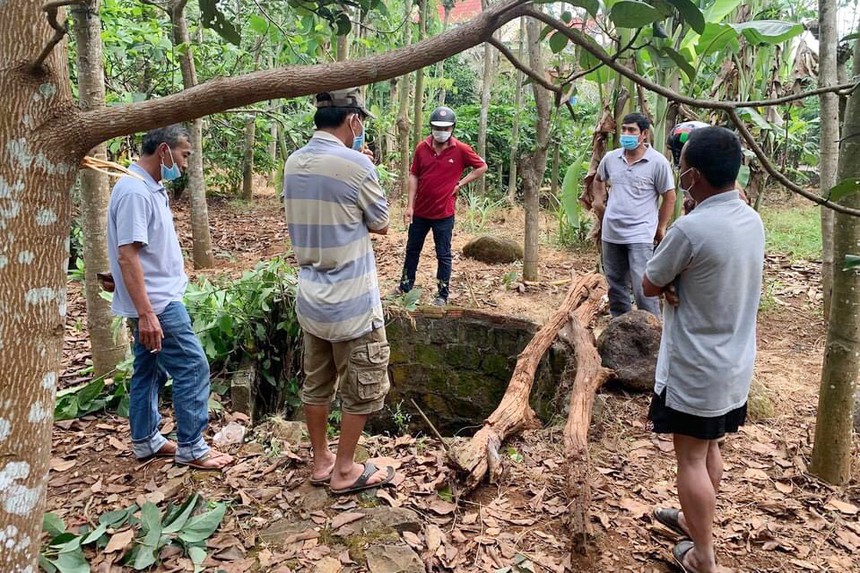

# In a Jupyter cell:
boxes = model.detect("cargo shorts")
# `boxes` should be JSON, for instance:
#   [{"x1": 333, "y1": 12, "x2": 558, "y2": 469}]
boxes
[{"x1": 301, "y1": 327, "x2": 391, "y2": 415}]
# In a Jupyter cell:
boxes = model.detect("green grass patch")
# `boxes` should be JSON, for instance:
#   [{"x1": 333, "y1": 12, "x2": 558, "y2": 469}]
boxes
[{"x1": 759, "y1": 205, "x2": 822, "y2": 262}]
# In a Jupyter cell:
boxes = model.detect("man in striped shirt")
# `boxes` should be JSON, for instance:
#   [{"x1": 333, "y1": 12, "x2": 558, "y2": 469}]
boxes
[{"x1": 283, "y1": 88, "x2": 395, "y2": 495}]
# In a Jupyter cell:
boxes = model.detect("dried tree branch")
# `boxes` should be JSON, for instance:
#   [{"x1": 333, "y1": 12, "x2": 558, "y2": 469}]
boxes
[
  {"x1": 526, "y1": 7, "x2": 860, "y2": 217},
  {"x1": 489, "y1": 37, "x2": 562, "y2": 95},
  {"x1": 567, "y1": 28, "x2": 642, "y2": 84},
  {"x1": 32, "y1": 0, "x2": 85, "y2": 70}
]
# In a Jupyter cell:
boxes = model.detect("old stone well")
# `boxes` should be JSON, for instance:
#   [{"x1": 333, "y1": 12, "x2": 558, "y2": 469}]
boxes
[{"x1": 234, "y1": 307, "x2": 574, "y2": 435}]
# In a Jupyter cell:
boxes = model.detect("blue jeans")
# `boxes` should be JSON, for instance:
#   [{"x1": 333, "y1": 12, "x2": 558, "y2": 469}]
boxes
[
  {"x1": 399, "y1": 215, "x2": 455, "y2": 300},
  {"x1": 128, "y1": 301, "x2": 210, "y2": 463},
  {"x1": 602, "y1": 241, "x2": 661, "y2": 318}
]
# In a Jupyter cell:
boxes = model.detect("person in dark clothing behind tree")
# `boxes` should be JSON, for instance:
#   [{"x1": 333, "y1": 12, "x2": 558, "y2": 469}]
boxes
[{"x1": 395, "y1": 106, "x2": 488, "y2": 306}]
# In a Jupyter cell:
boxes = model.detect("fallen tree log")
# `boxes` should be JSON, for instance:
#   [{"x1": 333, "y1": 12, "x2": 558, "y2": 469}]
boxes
[
  {"x1": 447, "y1": 272, "x2": 606, "y2": 492},
  {"x1": 559, "y1": 281, "x2": 613, "y2": 556}
]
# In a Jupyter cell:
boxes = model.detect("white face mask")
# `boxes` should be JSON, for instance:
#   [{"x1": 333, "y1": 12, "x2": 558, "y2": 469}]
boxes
[{"x1": 432, "y1": 130, "x2": 452, "y2": 143}]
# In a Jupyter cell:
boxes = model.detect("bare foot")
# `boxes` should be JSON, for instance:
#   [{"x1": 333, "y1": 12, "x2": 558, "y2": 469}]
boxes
[
  {"x1": 330, "y1": 462, "x2": 392, "y2": 492},
  {"x1": 310, "y1": 450, "x2": 336, "y2": 483}
]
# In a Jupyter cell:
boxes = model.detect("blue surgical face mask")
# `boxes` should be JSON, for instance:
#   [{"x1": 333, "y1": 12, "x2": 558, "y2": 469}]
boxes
[
  {"x1": 351, "y1": 115, "x2": 365, "y2": 151},
  {"x1": 619, "y1": 134, "x2": 640, "y2": 150},
  {"x1": 160, "y1": 147, "x2": 181, "y2": 182}
]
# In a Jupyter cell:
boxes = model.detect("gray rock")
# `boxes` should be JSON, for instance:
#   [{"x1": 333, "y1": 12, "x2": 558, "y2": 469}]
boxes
[
  {"x1": 269, "y1": 418, "x2": 306, "y2": 445},
  {"x1": 462, "y1": 236, "x2": 523, "y2": 264},
  {"x1": 296, "y1": 481, "x2": 331, "y2": 511},
  {"x1": 597, "y1": 310, "x2": 662, "y2": 393},
  {"x1": 258, "y1": 518, "x2": 315, "y2": 545},
  {"x1": 365, "y1": 545, "x2": 425, "y2": 573},
  {"x1": 336, "y1": 507, "x2": 423, "y2": 537}
]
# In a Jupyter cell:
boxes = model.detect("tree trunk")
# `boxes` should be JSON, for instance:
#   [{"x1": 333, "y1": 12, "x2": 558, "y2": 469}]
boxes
[
  {"x1": 71, "y1": 1, "x2": 129, "y2": 377},
  {"x1": 521, "y1": 16, "x2": 551, "y2": 282},
  {"x1": 396, "y1": 1, "x2": 414, "y2": 200},
  {"x1": 477, "y1": 0, "x2": 497, "y2": 196},
  {"x1": 0, "y1": 3, "x2": 81, "y2": 570},
  {"x1": 434, "y1": 2, "x2": 453, "y2": 105},
  {"x1": 269, "y1": 102, "x2": 279, "y2": 185},
  {"x1": 819, "y1": 0, "x2": 839, "y2": 320},
  {"x1": 411, "y1": 0, "x2": 427, "y2": 151},
  {"x1": 559, "y1": 285, "x2": 612, "y2": 555},
  {"x1": 449, "y1": 273, "x2": 606, "y2": 491},
  {"x1": 169, "y1": 0, "x2": 214, "y2": 268},
  {"x1": 507, "y1": 18, "x2": 525, "y2": 204},
  {"x1": 241, "y1": 114, "x2": 256, "y2": 201},
  {"x1": 810, "y1": 34, "x2": 860, "y2": 484}
]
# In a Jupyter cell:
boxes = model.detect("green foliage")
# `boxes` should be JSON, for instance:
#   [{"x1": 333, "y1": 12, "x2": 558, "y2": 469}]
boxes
[
  {"x1": 844, "y1": 255, "x2": 860, "y2": 271},
  {"x1": 555, "y1": 155, "x2": 592, "y2": 247},
  {"x1": 760, "y1": 205, "x2": 822, "y2": 263},
  {"x1": 460, "y1": 192, "x2": 505, "y2": 232},
  {"x1": 40, "y1": 494, "x2": 226, "y2": 573},
  {"x1": 54, "y1": 353, "x2": 134, "y2": 421}
]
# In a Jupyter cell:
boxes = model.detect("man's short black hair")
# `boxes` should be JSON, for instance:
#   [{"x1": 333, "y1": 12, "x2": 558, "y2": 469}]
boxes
[
  {"x1": 313, "y1": 93, "x2": 365, "y2": 129},
  {"x1": 683, "y1": 126, "x2": 742, "y2": 188},
  {"x1": 141, "y1": 124, "x2": 190, "y2": 155},
  {"x1": 621, "y1": 112, "x2": 650, "y2": 133}
]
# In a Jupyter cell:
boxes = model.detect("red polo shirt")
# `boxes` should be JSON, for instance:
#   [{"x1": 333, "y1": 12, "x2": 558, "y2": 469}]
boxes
[{"x1": 410, "y1": 136, "x2": 486, "y2": 220}]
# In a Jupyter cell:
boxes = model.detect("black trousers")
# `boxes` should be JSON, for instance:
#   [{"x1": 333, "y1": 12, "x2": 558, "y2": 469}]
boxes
[{"x1": 399, "y1": 215, "x2": 455, "y2": 300}]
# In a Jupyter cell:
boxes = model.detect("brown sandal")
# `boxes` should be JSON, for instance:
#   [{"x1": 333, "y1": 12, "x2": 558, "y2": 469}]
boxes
[{"x1": 176, "y1": 450, "x2": 233, "y2": 471}]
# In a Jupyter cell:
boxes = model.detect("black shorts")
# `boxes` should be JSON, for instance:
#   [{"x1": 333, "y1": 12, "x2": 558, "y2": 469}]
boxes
[{"x1": 648, "y1": 389, "x2": 746, "y2": 441}]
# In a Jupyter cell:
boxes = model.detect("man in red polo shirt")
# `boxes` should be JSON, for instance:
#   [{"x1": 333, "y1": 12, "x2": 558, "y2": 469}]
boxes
[{"x1": 397, "y1": 106, "x2": 488, "y2": 306}]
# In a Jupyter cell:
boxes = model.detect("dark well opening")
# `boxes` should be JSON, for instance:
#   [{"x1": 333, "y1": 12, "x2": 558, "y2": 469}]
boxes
[{"x1": 370, "y1": 308, "x2": 573, "y2": 436}]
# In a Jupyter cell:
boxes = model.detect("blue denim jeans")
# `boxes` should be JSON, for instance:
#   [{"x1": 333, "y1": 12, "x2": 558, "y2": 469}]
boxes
[
  {"x1": 399, "y1": 215, "x2": 455, "y2": 300},
  {"x1": 602, "y1": 240, "x2": 661, "y2": 318},
  {"x1": 128, "y1": 301, "x2": 210, "y2": 463}
]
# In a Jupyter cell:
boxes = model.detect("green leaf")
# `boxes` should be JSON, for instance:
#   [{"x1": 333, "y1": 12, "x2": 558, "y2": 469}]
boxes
[
  {"x1": 827, "y1": 178, "x2": 860, "y2": 202},
  {"x1": 561, "y1": 10, "x2": 573, "y2": 24},
  {"x1": 43, "y1": 512, "x2": 67, "y2": 538},
  {"x1": 737, "y1": 108, "x2": 771, "y2": 131},
  {"x1": 76, "y1": 379, "x2": 105, "y2": 409},
  {"x1": 695, "y1": 22, "x2": 739, "y2": 56},
  {"x1": 662, "y1": 47, "x2": 696, "y2": 81},
  {"x1": 247, "y1": 14, "x2": 269, "y2": 35},
  {"x1": 704, "y1": 0, "x2": 742, "y2": 23},
  {"x1": 334, "y1": 12, "x2": 351, "y2": 36},
  {"x1": 81, "y1": 521, "x2": 109, "y2": 545},
  {"x1": 841, "y1": 32, "x2": 860, "y2": 43},
  {"x1": 187, "y1": 545, "x2": 208, "y2": 573},
  {"x1": 549, "y1": 32, "x2": 569, "y2": 54},
  {"x1": 570, "y1": 0, "x2": 599, "y2": 17},
  {"x1": 48, "y1": 549, "x2": 90, "y2": 573},
  {"x1": 737, "y1": 164, "x2": 750, "y2": 188},
  {"x1": 844, "y1": 254, "x2": 860, "y2": 270},
  {"x1": 609, "y1": 1, "x2": 662, "y2": 28},
  {"x1": 665, "y1": 0, "x2": 704, "y2": 33},
  {"x1": 139, "y1": 502, "x2": 163, "y2": 541},
  {"x1": 177, "y1": 502, "x2": 226, "y2": 544},
  {"x1": 731, "y1": 20, "x2": 803, "y2": 45},
  {"x1": 100, "y1": 506, "x2": 136, "y2": 527},
  {"x1": 163, "y1": 494, "x2": 200, "y2": 535}
]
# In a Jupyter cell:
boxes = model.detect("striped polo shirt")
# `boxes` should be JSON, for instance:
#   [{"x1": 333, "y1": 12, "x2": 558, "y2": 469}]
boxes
[{"x1": 283, "y1": 131, "x2": 389, "y2": 342}]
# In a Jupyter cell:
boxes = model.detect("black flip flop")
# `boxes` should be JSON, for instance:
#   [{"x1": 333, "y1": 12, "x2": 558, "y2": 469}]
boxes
[
  {"x1": 330, "y1": 462, "x2": 394, "y2": 495},
  {"x1": 654, "y1": 507, "x2": 690, "y2": 538},
  {"x1": 309, "y1": 472, "x2": 332, "y2": 486},
  {"x1": 672, "y1": 540, "x2": 700, "y2": 573}
]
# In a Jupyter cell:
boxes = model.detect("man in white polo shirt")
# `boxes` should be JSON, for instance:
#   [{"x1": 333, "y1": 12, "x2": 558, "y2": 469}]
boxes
[
  {"x1": 593, "y1": 112, "x2": 676, "y2": 317},
  {"x1": 643, "y1": 127, "x2": 765, "y2": 573},
  {"x1": 107, "y1": 125, "x2": 232, "y2": 471}
]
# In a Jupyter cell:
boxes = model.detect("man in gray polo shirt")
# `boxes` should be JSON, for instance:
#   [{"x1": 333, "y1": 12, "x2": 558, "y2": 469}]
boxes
[
  {"x1": 643, "y1": 127, "x2": 764, "y2": 573},
  {"x1": 593, "y1": 112, "x2": 675, "y2": 317},
  {"x1": 107, "y1": 125, "x2": 232, "y2": 471}
]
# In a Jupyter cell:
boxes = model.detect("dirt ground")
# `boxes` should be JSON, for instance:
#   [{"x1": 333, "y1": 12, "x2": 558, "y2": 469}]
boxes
[{"x1": 52, "y1": 189, "x2": 860, "y2": 572}]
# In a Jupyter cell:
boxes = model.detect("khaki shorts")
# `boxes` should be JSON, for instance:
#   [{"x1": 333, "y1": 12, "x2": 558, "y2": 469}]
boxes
[{"x1": 302, "y1": 327, "x2": 391, "y2": 415}]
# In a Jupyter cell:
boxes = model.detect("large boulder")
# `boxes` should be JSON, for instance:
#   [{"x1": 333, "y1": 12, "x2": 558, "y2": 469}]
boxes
[
  {"x1": 462, "y1": 236, "x2": 523, "y2": 264},
  {"x1": 597, "y1": 310, "x2": 662, "y2": 393}
]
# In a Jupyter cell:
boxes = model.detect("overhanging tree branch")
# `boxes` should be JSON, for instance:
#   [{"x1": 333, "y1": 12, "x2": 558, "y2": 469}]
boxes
[
  {"x1": 489, "y1": 37, "x2": 562, "y2": 95},
  {"x1": 73, "y1": 0, "x2": 532, "y2": 150},
  {"x1": 32, "y1": 0, "x2": 86, "y2": 70},
  {"x1": 526, "y1": 7, "x2": 860, "y2": 217}
]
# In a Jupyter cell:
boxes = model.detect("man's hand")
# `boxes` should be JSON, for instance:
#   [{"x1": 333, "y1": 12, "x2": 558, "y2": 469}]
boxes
[
  {"x1": 404, "y1": 206, "x2": 414, "y2": 226},
  {"x1": 662, "y1": 284, "x2": 679, "y2": 307},
  {"x1": 362, "y1": 147, "x2": 375, "y2": 163},
  {"x1": 137, "y1": 311, "x2": 164, "y2": 352},
  {"x1": 654, "y1": 225, "x2": 667, "y2": 244},
  {"x1": 97, "y1": 272, "x2": 115, "y2": 293},
  {"x1": 452, "y1": 181, "x2": 462, "y2": 196}
]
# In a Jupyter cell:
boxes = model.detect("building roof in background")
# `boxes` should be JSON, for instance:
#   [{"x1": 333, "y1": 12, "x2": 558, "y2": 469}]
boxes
[{"x1": 438, "y1": 0, "x2": 483, "y2": 25}]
